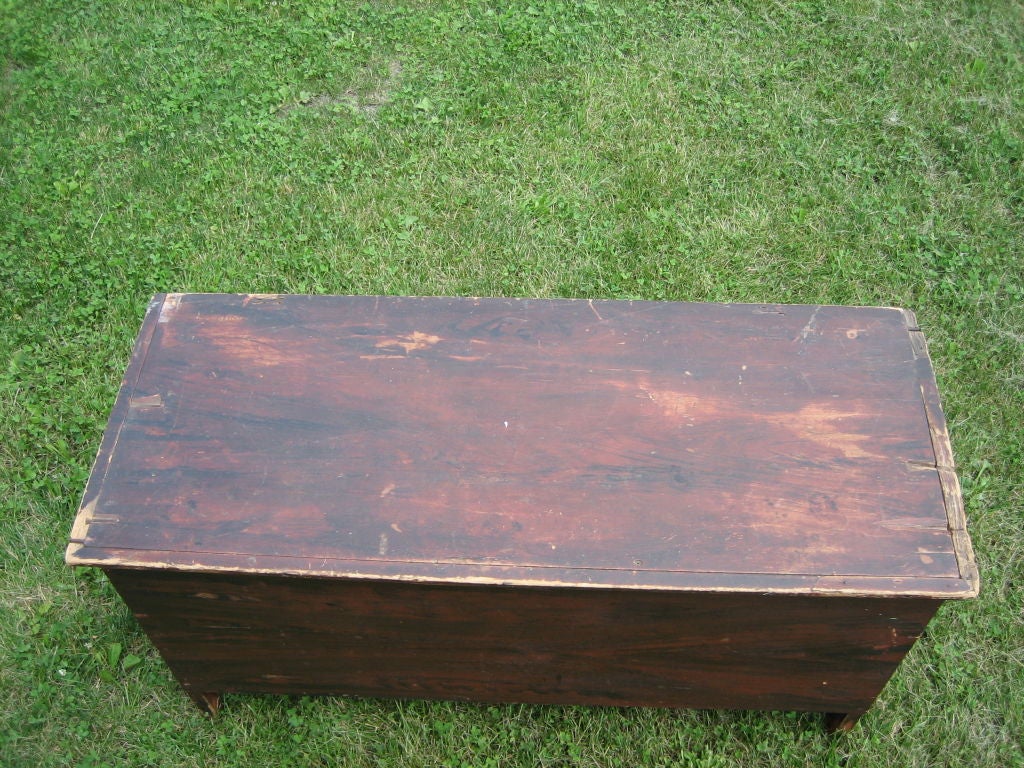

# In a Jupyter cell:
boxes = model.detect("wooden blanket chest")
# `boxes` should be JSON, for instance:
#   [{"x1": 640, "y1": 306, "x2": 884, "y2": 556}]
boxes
[{"x1": 66, "y1": 294, "x2": 977, "y2": 729}]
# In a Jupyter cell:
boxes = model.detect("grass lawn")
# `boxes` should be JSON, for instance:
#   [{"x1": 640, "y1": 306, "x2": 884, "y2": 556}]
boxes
[{"x1": 2, "y1": 0, "x2": 1022, "y2": 765}]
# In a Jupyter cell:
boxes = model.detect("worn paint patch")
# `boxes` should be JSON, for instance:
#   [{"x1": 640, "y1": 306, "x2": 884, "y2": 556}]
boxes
[
  {"x1": 242, "y1": 294, "x2": 284, "y2": 306},
  {"x1": 158, "y1": 293, "x2": 182, "y2": 323},
  {"x1": 69, "y1": 497, "x2": 98, "y2": 542},
  {"x1": 765, "y1": 404, "x2": 881, "y2": 460},
  {"x1": 794, "y1": 305, "x2": 823, "y2": 344},
  {"x1": 375, "y1": 332, "x2": 442, "y2": 354},
  {"x1": 194, "y1": 315, "x2": 310, "y2": 367},
  {"x1": 129, "y1": 393, "x2": 164, "y2": 409},
  {"x1": 643, "y1": 387, "x2": 717, "y2": 420}
]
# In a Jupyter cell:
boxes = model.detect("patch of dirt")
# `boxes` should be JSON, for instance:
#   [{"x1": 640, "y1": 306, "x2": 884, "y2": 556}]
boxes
[
  {"x1": 278, "y1": 58, "x2": 403, "y2": 117},
  {"x1": 352, "y1": 58, "x2": 403, "y2": 115}
]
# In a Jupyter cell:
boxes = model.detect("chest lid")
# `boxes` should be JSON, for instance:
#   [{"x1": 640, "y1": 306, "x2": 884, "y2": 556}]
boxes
[{"x1": 66, "y1": 294, "x2": 977, "y2": 597}]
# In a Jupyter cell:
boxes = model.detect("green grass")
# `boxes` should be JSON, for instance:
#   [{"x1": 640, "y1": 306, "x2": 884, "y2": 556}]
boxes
[{"x1": 2, "y1": 0, "x2": 1022, "y2": 765}]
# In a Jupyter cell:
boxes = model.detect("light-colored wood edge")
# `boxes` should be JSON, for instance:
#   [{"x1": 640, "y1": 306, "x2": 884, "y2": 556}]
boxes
[
  {"x1": 65, "y1": 544, "x2": 974, "y2": 599},
  {"x1": 157, "y1": 294, "x2": 913, "y2": 314},
  {"x1": 903, "y1": 309, "x2": 980, "y2": 598},
  {"x1": 65, "y1": 294, "x2": 167, "y2": 566}
]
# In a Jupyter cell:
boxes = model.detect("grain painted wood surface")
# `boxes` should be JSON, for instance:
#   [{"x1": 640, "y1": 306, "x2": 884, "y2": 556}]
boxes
[
  {"x1": 106, "y1": 568, "x2": 939, "y2": 719},
  {"x1": 67, "y1": 294, "x2": 977, "y2": 598}
]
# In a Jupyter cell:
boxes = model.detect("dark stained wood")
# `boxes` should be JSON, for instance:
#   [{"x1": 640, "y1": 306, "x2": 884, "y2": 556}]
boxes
[
  {"x1": 106, "y1": 569, "x2": 939, "y2": 716},
  {"x1": 190, "y1": 691, "x2": 220, "y2": 717},
  {"x1": 67, "y1": 294, "x2": 977, "y2": 725},
  {"x1": 825, "y1": 711, "x2": 866, "y2": 732},
  {"x1": 68, "y1": 294, "x2": 975, "y2": 597}
]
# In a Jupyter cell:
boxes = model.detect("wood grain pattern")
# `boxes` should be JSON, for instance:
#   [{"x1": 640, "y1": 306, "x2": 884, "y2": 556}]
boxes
[
  {"x1": 67, "y1": 294, "x2": 977, "y2": 725},
  {"x1": 68, "y1": 294, "x2": 976, "y2": 598},
  {"x1": 106, "y1": 568, "x2": 939, "y2": 716}
]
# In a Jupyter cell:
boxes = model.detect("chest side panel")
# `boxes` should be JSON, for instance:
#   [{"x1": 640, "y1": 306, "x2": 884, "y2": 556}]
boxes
[{"x1": 107, "y1": 568, "x2": 939, "y2": 713}]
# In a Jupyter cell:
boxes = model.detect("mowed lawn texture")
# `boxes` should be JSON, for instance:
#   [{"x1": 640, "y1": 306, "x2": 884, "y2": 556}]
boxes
[{"x1": 1, "y1": 1, "x2": 1022, "y2": 767}]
